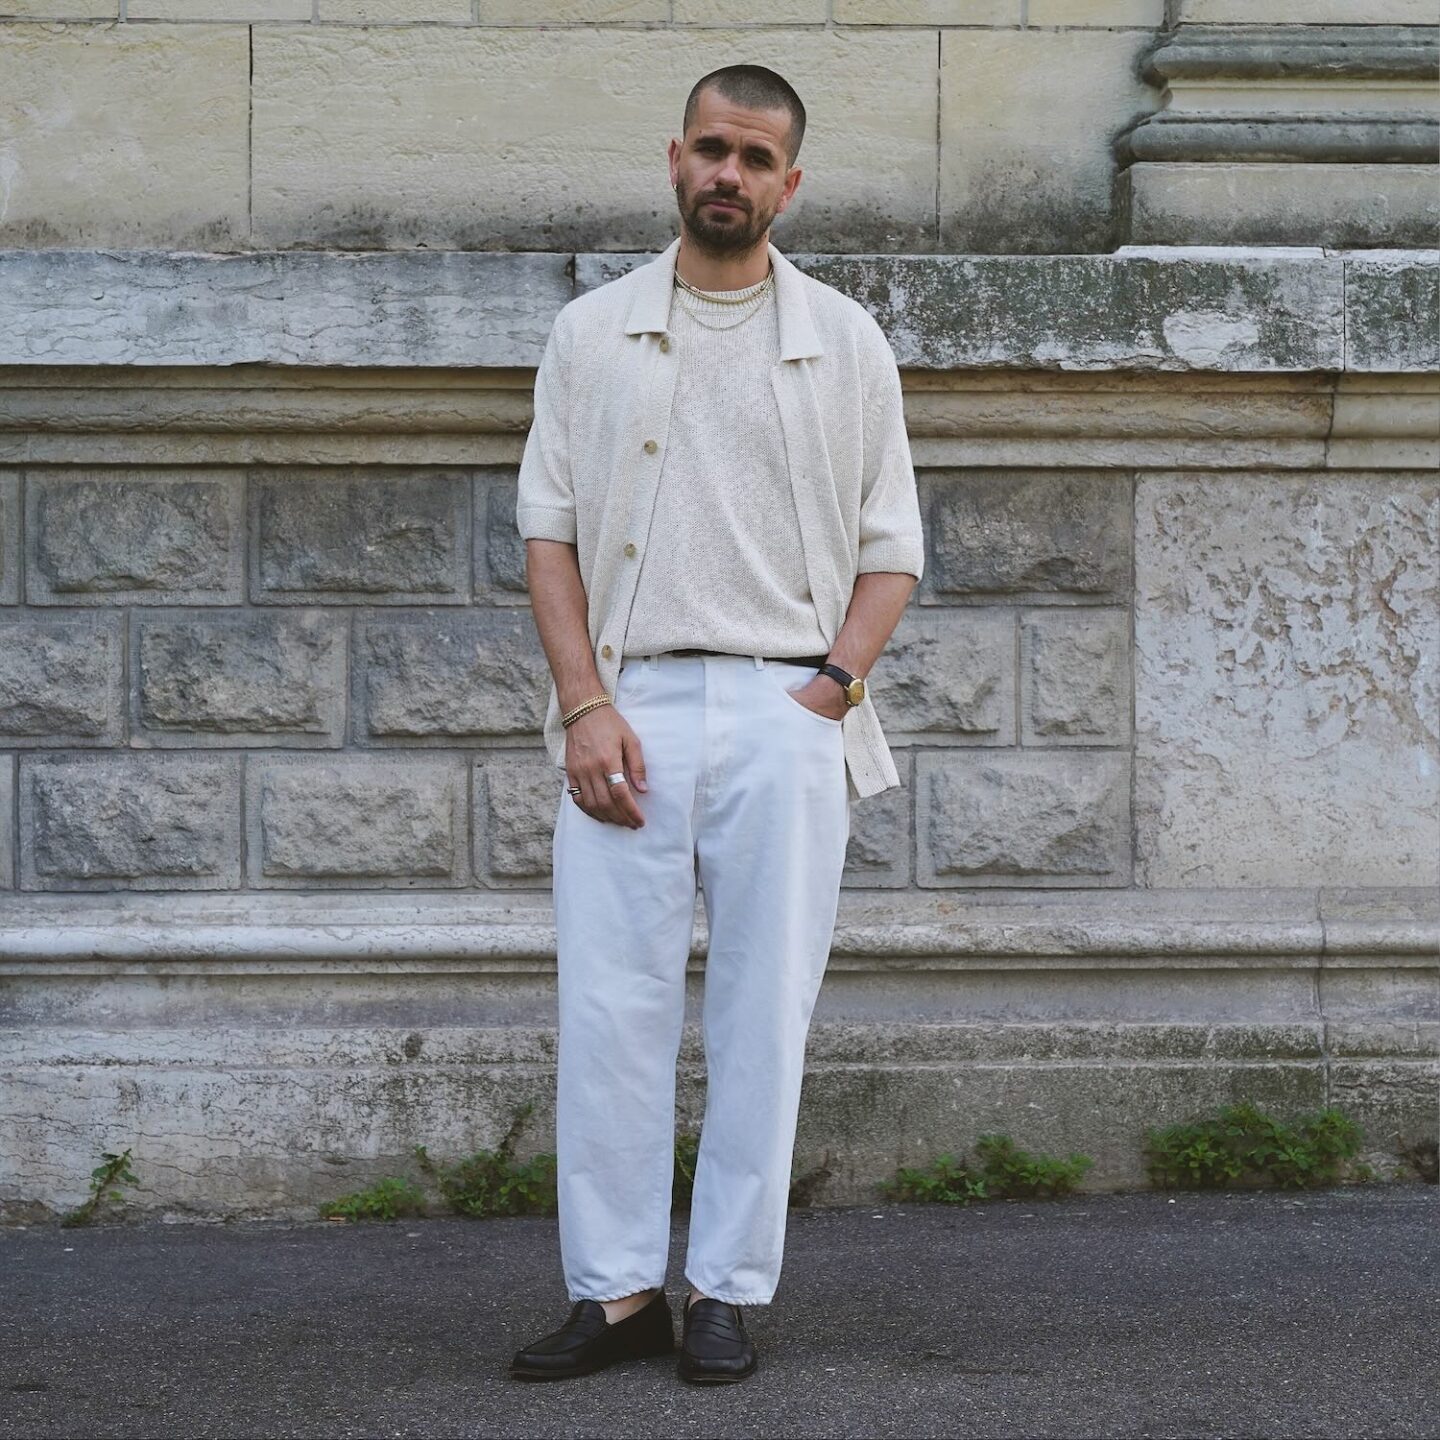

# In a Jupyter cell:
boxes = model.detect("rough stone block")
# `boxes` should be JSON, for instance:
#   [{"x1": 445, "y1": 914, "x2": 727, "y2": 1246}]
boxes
[
  {"x1": 0, "y1": 250, "x2": 572, "y2": 368},
  {"x1": 1327, "y1": 1020, "x2": 1440, "y2": 1061},
  {"x1": 1028, "y1": 0, "x2": 1162, "y2": 21},
  {"x1": 1021, "y1": 608, "x2": 1132, "y2": 745},
  {"x1": 4, "y1": 249, "x2": 1361, "y2": 374},
  {"x1": 0, "y1": 24, "x2": 249, "y2": 250},
  {"x1": 871, "y1": 606, "x2": 1015, "y2": 744},
  {"x1": 840, "y1": 778, "x2": 912, "y2": 888},
  {"x1": 925, "y1": 470, "x2": 1131, "y2": 599},
  {"x1": 131, "y1": 0, "x2": 307, "y2": 14},
  {"x1": 473, "y1": 753, "x2": 566, "y2": 886},
  {"x1": 251, "y1": 469, "x2": 470, "y2": 603},
  {"x1": 477, "y1": 470, "x2": 530, "y2": 602},
  {"x1": 0, "y1": 472, "x2": 17, "y2": 605},
  {"x1": 1329, "y1": 1059, "x2": 1440, "y2": 1172},
  {"x1": 479, "y1": 0, "x2": 664, "y2": 17},
  {"x1": 917, "y1": 751, "x2": 1132, "y2": 887},
  {"x1": 251, "y1": 27, "x2": 937, "y2": 252},
  {"x1": 19, "y1": 754, "x2": 242, "y2": 890},
  {"x1": 27, "y1": 470, "x2": 244, "y2": 605},
  {"x1": 1321, "y1": 969, "x2": 1439, "y2": 1065},
  {"x1": 796, "y1": 251, "x2": 1345, "y2": 371},
  {"x1": 0, "y1": 617, "x2": 124, "y2": 747},
  {"x1": 1123, "y1": 163, "x2": 1440, "y2": 250},
  {"x1": 316, "y1": 0, "x2": 468, "y2": 16},
  {"x1": 835, "y1": 0, "x2": 1014, "y2": 18},
  {"x1": 356, "y1": 609, "x2": 548, "y2": 743},
  {"x1": 796, "y1": 1043, "x2": 1335, "y2": 1197},
  {"x1": 675, "y1": 0, "x2": 825, "y2": 18},
  {"x1": 133, "y1": 611, "x2": 346, "y2": 746},
  {"x1": 940, "y1": 27, "x2": 1162, "y2": 253},
  {"x1": 1345, "y1": 252, "x2": 1440, "y2": 374},
  {"x1": 2, "y1": 0, "x2": 119, "y2": 13},
  {"x1": 248, "y1": 756, "x2": 469, "y2": 887},
  {"x1": 1135, "y1": 471, "x2": 1440, "y2": 888}
]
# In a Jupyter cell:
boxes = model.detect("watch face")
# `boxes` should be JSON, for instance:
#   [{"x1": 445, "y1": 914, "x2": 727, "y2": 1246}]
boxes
[{"x1": 847, "y1": 679, "x2": 865, "y2": 705}]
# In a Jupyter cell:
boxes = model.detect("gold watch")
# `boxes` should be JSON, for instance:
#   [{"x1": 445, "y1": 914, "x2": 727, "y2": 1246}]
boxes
[{"x1": 818, "y1": 661, "x2": 865, "y2": 706}]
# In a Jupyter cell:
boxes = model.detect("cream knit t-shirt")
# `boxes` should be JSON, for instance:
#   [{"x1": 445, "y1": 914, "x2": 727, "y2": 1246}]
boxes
[{"x1": 621, "y1": 271, "x2": 831, "y2": 661}]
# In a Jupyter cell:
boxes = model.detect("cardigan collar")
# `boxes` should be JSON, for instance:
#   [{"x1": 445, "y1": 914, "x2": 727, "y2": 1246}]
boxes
[{"x1": 622, "y1": 233, "x2": 824, "y2": 361}]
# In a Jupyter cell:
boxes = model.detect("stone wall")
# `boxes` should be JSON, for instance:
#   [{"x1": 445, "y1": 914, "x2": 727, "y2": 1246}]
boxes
[
  {"x1": 0, "y1": 5, "x2": 1436, "y2": 1218},
  {"x1": 0, "y1": 7, "x2": 1434, "y2": 252}
]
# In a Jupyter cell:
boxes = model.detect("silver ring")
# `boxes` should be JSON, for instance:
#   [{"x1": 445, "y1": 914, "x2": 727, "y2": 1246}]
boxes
[
  {"x1": 605, "y1": 771, "x2": 627, "y2": 786},
  {"x1": 566, "y1": 785, "x2": 582, "y2": 796}
]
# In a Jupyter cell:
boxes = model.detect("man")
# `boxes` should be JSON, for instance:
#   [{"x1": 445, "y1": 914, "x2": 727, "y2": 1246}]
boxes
[{"x1": 509, "y1": 63, "x2": 924, "y2": 1386}]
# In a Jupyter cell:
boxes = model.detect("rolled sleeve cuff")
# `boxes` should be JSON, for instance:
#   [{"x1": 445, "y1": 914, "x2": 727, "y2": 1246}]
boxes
[
  {"x1": 517, "y1": 505, "x2": 578, "y2": 545},
  {"x1": 857, "y1": 537, "x2": 924, "y2": 580}
]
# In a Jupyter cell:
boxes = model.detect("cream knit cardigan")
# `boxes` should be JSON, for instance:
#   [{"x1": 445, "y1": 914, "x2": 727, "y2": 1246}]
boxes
[{"x1": 516, "y1": 234, "x2": 926, "y2": 802}]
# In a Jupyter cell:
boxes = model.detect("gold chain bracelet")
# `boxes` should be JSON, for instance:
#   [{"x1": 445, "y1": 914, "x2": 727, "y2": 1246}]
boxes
[{"x1": 561, "y1": 694, "x2": 612, "y2": 728}]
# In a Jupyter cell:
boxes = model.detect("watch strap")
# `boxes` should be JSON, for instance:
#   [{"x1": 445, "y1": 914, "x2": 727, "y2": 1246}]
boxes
[{"x1": 819, "y1": 661, "x2": 864, "y2": 706}]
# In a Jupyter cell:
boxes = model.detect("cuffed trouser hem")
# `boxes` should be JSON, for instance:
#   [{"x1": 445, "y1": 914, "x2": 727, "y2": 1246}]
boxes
[
  {"x1": 684, "y1": 1278, "x2": 774, "y2": 1305},
  {"x1": 567, "y1": 1285, "x2": 664, "y2": 1302}
]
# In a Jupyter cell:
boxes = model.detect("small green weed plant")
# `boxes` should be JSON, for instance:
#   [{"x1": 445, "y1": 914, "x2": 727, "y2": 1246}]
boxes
[
  {"x1": 881, "y1": 1133, "x2": 1093, "y2": 1205},
  {"x1": 319, "y1": 1101, "x2": 558, "y2": 1221},
  {"x1": 318, "y1": 1175, "x2": 426, "y2": 1221},
  {"x1": 415, "y1": 1101, "x2": 558, "y2": 1218},
  {"x1": 1144, "y1": 1101, "x2": 1367, "y2": 1190},
  {"x1": 61, "y1": 1148, "x2": 140, "y2": 1227}
]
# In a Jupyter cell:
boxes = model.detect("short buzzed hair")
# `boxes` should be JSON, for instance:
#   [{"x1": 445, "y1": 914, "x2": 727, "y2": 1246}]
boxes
[{"x1": 682, "y1": 65, "x2": 806, "y2": 168}]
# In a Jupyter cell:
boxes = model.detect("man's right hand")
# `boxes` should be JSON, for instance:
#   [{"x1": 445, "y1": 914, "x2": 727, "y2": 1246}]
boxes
[{"x1": 563, "y1": 705, "x2": 648, "y2": 827}]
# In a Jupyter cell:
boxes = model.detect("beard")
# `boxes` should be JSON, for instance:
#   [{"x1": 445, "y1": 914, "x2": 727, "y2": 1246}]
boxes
[{"x1": 675, "y1": 176, "x2": 777, "y2": 257}]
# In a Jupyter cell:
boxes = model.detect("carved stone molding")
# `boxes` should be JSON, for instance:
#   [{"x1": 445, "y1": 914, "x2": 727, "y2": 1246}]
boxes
[{"x1": 1120, "y1": 24, "x2": 1439, "y2": 244}]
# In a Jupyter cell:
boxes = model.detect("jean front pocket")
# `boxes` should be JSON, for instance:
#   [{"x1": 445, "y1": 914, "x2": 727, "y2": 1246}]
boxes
[
  {"x1": 767, "y1": 663, "x2": 844, "y2": 727},
  {"x1": 615, "y1": 659, "x2": 654, "y2": 708}
]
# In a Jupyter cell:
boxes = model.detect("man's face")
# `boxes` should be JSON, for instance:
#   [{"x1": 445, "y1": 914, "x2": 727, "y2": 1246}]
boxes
[{"x1": 668, "y1": 87, "x2": 802, "y2": 256}]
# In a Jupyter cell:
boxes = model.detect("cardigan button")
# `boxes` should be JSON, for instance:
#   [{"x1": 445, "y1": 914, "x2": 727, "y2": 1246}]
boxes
[
  {"x1": 659, "y1": 336, "x2": 670, "y2": 353},
  {"x1": 642, "y1": 438, "x2": 657, "y2": 454},
  {"x1": 623, "y1": 542, "x2": 637, "y2": 557},
  {"x1": 601, "y1": 644, "x2": 613, "y2": 659}
]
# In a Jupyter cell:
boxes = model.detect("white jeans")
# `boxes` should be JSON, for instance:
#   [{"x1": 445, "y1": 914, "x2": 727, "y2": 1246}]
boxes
[{"x1": 551, "y1": 650, "x2": 852, "y2": 1305}]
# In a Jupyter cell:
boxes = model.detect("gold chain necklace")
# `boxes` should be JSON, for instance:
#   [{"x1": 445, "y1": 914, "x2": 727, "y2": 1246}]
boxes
[
  {"x1": 674, "y1": 266, "x2": 774, "y2": 304},
  {"x1": 673, "y1": 270, "x2": 774, "y2": 331}
]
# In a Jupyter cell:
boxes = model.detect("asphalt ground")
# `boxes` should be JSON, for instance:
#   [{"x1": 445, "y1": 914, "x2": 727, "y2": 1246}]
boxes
[{"x1": 2, "y1": 1184, "x2": 1436, "y2": 1439}]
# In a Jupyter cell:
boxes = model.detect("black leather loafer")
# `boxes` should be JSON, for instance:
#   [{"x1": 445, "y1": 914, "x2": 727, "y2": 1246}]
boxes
[
  {"x1": 677, "y1": 1297, "x2": 758, "y2": 1384},
  {"x1": 509, "y1": 1289, "x2": 675, "y2": 1380}
]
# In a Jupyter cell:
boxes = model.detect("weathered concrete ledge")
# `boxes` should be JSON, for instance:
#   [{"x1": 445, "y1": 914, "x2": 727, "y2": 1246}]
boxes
[
  {"x1": 1, "y1": 367, "x2": 1432, "y2": 472},
  {"x1": 2, "y1": 888, "x2": 1434, "y2": 1218},
  {"x1": 0, "y1": 887, "x2": 1435, "y2": 969},
  {"x1": 1, "y1": 247, "x2": 1435, "y2": 374}
]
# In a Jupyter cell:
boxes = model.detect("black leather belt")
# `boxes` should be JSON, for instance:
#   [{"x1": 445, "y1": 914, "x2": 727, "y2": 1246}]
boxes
[{"x1": 663, "y1": 648, "x2": 829, "y2": 667}]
